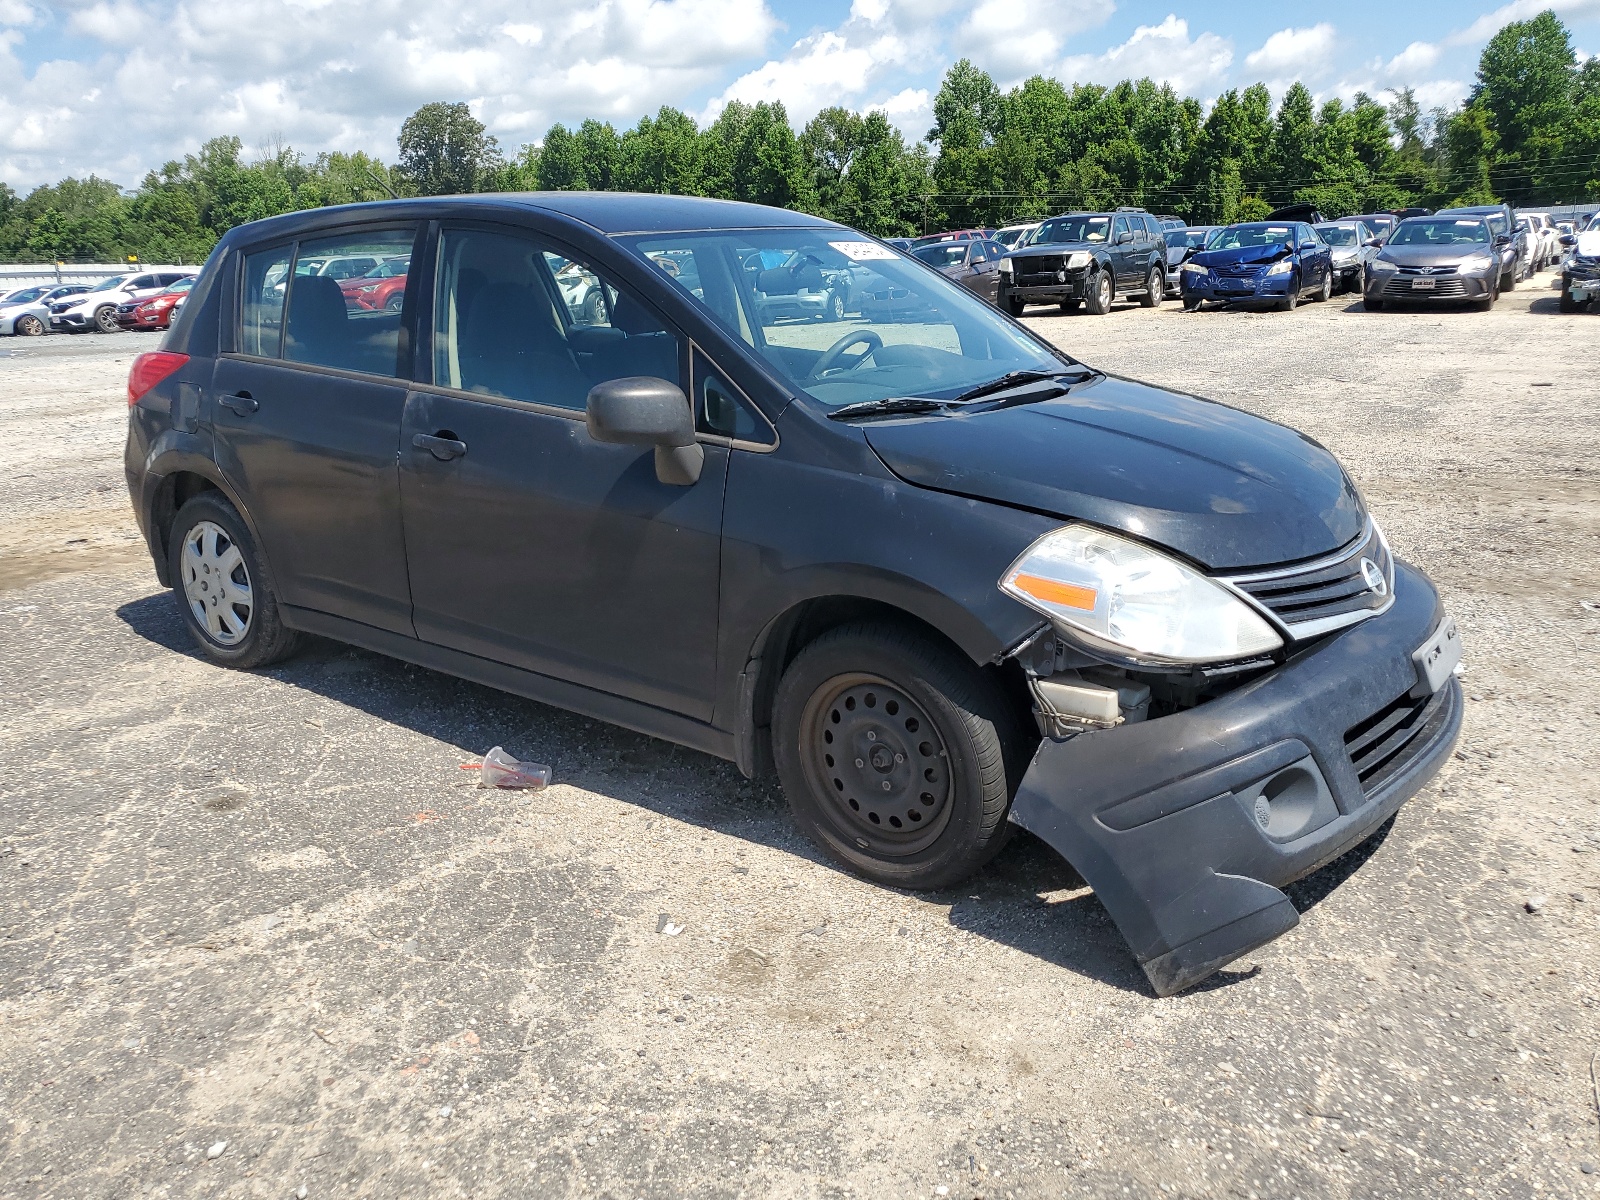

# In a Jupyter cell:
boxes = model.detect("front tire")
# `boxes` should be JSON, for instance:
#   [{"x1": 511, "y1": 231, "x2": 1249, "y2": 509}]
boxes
[
  {"x1": 826, "y1": 290, "x2": 846, "y2": 322},
  {"x1": 94, "y1": 305, "x2": 119, "y2": 333},
  {"x1": 1182, "y1": 296, "x2": 1202, "y2": 311},
  {"x1": 1559, "y1": 283, "x2": 1584, "y2": 313},
  {"x1": 1084, "y1": 270, "x2": 1113, "y2": 315},
  {"x1": 772, "y1": 622, "x2": 1023, "y2": 891},
  {"x1": 14, "y1": 314, "x2": 44, "y2": 336},
  {"x1": 1139, "y1": 265, "x2": 1163, "y2": 307},
  {"x1": 1005, "y1": 295, "x2": 1026, "y2": 317},
  {"x1": 169, "y1": 493, "x2": 301, "y2": 670},
  {"x1": 1364, "y1": 296, "x2": 1384, "y2": 311},
  {"x1": 1279, "y1": 275, "x2": 1300, "y2": 311},
  {"x1": 1501, "y1": 267, "x2": 1516, "y2": 293}
]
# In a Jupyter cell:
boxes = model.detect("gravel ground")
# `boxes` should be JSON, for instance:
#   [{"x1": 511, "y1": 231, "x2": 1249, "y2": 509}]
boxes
[{"x1": 1, "y1": 280, "x2": 1597, "y2": 1200}]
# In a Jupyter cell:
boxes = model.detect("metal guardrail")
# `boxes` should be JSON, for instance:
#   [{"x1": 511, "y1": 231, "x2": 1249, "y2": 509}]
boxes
[{"x1": 0, "y1": 263, "x2": 193, "y2": 289}]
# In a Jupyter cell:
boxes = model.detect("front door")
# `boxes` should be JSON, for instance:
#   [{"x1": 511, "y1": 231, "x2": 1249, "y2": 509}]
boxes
[
  {"x1": 397, "y1": 224, "x2": 728, "y2": 721},
  {"x1": 210, "y1": 227, "x2": 419, "y2": 636}
]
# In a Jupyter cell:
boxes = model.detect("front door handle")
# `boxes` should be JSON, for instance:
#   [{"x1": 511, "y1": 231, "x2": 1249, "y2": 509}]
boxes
[
  {"x1": 413, "y1": 432, "x2": 467, "y2": 461},
  {"x1": 219, "y1": 391, "x2": 257, "y2": 416}
]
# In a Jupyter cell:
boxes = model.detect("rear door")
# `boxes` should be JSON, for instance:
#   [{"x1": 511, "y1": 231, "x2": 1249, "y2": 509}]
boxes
[
  {"x1": 209, "y1": 224, "x2": 420, "y2": 636},
  {"x1": 397, "y1": 223, "x2": 728, "y2": 720}
]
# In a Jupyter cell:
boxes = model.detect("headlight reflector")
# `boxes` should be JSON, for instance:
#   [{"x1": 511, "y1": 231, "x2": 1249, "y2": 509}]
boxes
[
  {"x1": 1180, "y1": 262, "x2": 1207, "y2": 276},
  {"x1": 1064, "y1": 251, "x2": 1092, "y2": 269},
  {"x1": 1001, "y1": 526, "x2": 1283, "y2": 664},
  {"x1": 1265, "y1": 259, "x2": 1294, "y2": 276},
  {"x1": 998, "y1": 257, "x2": 1013, "y2": 276}
]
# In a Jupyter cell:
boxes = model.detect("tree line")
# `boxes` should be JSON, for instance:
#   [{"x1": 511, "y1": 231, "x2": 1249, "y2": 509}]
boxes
[{"x1": 2, "y1": 9, "x2": 1596, "y2": 263}]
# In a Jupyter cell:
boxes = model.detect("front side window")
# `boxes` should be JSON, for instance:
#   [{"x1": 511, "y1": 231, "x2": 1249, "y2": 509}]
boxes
[
  {"x1": 283, "y1": 229, "x2": 414, "y2": 376},
  {"x1": 1112, "y1": 216, "x2": 1130, "y2": 242},
  {"x1": 433, "y1": 228, "x2": 682, "y2": 410},
  {"x1": 625, "y1": 229, "x2": 1067, "y2": 411}
]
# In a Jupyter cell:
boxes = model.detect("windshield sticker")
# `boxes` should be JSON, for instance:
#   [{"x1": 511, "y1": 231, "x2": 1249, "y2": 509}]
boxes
[
  {"x1": 1266, "y1": 226, "x2": 1289, "y2": 234},
  {"x1": 1455, "y1": 220, "x2": 1483, "y2": 227},
  {"x1": 830, "y1": 241, "x2": 900, "y2": 261}
]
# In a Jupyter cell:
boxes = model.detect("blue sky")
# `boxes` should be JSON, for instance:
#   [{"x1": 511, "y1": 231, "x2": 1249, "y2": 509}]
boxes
[{"x1": 2, "y1": 0, "x2": 1598, "y2": 191}]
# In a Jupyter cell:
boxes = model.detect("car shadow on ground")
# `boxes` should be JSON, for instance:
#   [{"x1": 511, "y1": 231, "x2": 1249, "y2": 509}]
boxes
[{"x1": 116, "y1": 589, "x2": 1399, "y2": 1000}]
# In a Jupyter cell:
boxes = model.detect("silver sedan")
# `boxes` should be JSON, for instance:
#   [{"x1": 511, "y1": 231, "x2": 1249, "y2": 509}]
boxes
[
  {"x1": 0, "y1": 283, "x2": 89, "y2": 335},
  {"x1": 1363, "y1": 216, "x2": 1503, "y2": 311}
]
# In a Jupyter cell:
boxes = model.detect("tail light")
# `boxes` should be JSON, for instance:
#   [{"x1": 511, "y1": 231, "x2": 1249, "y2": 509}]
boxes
[{"x1": 127, "y1": 350, "x2": 189, "y2": 407}]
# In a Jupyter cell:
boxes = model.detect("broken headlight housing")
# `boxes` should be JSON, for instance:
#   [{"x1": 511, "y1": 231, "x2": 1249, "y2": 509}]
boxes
[{"x1": 1000, "y1": 526, "x2": 1283, "y2": 666}]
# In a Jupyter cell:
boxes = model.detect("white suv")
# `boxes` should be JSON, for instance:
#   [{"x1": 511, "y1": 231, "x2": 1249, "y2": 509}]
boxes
[{"x1": 51, "y1": 271, "x2": 193, "y2": 333}]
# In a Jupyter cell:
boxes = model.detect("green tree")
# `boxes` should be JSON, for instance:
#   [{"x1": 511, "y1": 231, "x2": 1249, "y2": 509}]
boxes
[
  {"x1": 397, "y1": 102, "x2": 503, "y2": 195},
  {"x1": 1472, "y1": 10, "x2": 1575, "y2": 201},
  {"x1": 1269, "y1": 83, "x2": 1318, "y2": 201}
]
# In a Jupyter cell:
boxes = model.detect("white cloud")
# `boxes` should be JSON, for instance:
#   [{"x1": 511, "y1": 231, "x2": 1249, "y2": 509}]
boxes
[
  {"x1": 1381, "y1": 40, "x2": 1442, "y2": 78},
  {"x1": 956, "y1": 0, "x2": 1113, "y2": 83},
  {"x1": 700, "y1": 30, "x2": 891, "y2": 124},
  {"x1": 866, "y1": 86, "x2": 932, "y2": 141},
  {"x1": 0, "y1": 0, "x2": 781, "y2": 188},
  {"x1": 0, "y1": 0, "x2": 38, "y2": 27},
  {"x1": 1244, "y1": 23, "x2": 1336, "y2": 78},
  {"x1": 1450, "y1": 0, "x2": 1600, "y2": 45},
  {"x1": 1059, "y1": 15, "x2": 1233, "y2": 95}
]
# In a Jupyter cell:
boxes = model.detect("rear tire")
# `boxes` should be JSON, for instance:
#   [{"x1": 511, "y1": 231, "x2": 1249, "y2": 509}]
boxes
[
  {"x1": 1006, "y1": 295, "x2": 1026, "y2": 317},
  {"x1": 772, "y1": 621, "x2": 1024, "y2": 891},
  {"x1": 1084, "y1": 270, "x2": 1113, "y2": 315},
  {"x1": 1316, "y1": 271, "x2": 1332, "y2": 302},
  {"x1": 14, "y1": 314, "x2": 43, "y2": 336},
  {"x1": 1139, "y1": 265, "x2": 1163, "y2": 307},
  {"x1": 1058, "y1": 299, "x2": 1081, "y2": 313},
  {"x1": 1500, "y1": 268, "x2": 1515, "y2": 293},
  {"x1": 168, "y1": 493, "x2": 301, "y2": 670}
]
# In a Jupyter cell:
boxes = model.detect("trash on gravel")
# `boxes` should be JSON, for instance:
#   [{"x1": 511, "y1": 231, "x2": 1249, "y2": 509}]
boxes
[
  {"x1": 656, "y1": 913, "x2": 684, "y2": 936},
  {"x1": 461, "y1": 746, "x2": 551, "y2": 790},
  {"x1": 206, "y1": 1141, "x2": 227, "y2": 1160},
  {"x1": 1525, "y1": 895, "x2": 1546, "y2": 913}
]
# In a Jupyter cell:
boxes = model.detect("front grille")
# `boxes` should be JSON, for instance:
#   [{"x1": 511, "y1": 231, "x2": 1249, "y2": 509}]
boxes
[
  {"x1": 1397, "y1": 265, "x2": 1458, "y2": 275},
  {"x1": 1344, "y1": 684, "x2": 1452, "y2": 796},
  {"x1": 1384, "y1": 277, "x2": 1468, "y2": 297},
  {"x1": 1224, "y1": 522, "x2": 1393, "y2": 639},
  {"x1": 1214, "y1": 266, "x2": 1262, "y2": 281},
  {"x1": 1015, "y1": 254, "x2": 1069, "y2": 286}
]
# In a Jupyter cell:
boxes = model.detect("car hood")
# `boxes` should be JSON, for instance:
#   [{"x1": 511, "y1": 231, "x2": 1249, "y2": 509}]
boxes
[
  {"x1": 1008, "y1": 241, "x2": 1104, "y2": 258},
  {"x1": 1376, "y1": 244, "x2": 1493, "y2": 268},
  {"x1": 1575, "y1": 230, "x2": 1600, "y2": 258},
  {"x1": 862, "y1": 374, "x2": 1365, "y2": 571},
  {"x1": 1189, "y1": 243, "x2": 1292, "y2": 271}
]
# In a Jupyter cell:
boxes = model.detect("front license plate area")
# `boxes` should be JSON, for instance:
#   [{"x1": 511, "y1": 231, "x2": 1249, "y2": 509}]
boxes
[
  {"x1": 1412, "y1": 617, "x2": 1461, "y2": 695},
  {"x1": 1410, "y1": 277, "x2": 1436, "y2": 290}
]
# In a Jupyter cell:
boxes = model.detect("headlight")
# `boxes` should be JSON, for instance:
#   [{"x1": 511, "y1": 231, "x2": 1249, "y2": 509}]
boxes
[
  {"x1": 1064, "y1": 251, "x2": 1091, "y2": 269},
  {"x1": 1264, "y1": 259, "x2": 1294, "y2": 276},
  {"x1": 1180, "y1": 262, "x2": 1207, "y2": 276},
  {"x1": 358, "y1": 283, "x2": 379, "y2": 292},
  {"x1": 998, "y1": 257, "x2": 1012, "y2": 276},
  {"x1": 1000, "y1": 526, "x2": 1283, "y2": 665}
]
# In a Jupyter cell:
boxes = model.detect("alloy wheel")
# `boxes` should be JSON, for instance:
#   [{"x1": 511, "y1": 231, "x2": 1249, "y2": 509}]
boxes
[
  {"x1": 95, "y1": 306, "x2": 119, "y2": 333},
  {"x1": 798, "y1": 672, "x2": 954, "y2": 857},
  {"x1": 16, "y1": 315, "x2": 43, "y2": 336},
  {"x1": 181, "y1": 520, "x2": 254, "y2": 646}
]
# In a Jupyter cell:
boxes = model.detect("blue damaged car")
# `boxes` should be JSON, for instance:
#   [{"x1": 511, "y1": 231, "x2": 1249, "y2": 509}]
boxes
[{"x1": 1179, "y1": 221, "x2": 1335, "y2": 311}]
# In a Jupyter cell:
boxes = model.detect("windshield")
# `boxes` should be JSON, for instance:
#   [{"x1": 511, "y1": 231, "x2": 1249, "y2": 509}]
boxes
[
  {"x1": 624, "y1": 229, "x2": 1067, "y2": 410},
  {"x1": 912, "y1": 243, "x2": 967, "y2": 268},
  {"x1": 1182, "y1": 229, "x2": 1212, "y2": 248},
  {"x1": 1033, "y1": 215, "x2": 1111, "y2": 245},
  {"x1": 995, "y1": 227, "x2": 1032, "y2": 246},
  {"x1": 1208, "y1": 224, "x2": 1293, "y2": 250},
  {"x1": 2, "y1": 286, "x2": 49, "y2": 305},
  {"x1": 1317, "y1": 225, "x2": 1362, "y2": 247},
  {"x1": 1390, "y1": 218, "x2": 1491, "y2": 246},
  {"x1": 88, "y1": 275, "x2": 130, "y2": 292}
]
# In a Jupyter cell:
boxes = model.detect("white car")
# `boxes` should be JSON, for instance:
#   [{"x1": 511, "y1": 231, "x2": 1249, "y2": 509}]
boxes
[
  {"x1": 995, "y1": 222, "x2": 1041, "y2": 249},
  {"x1": 50, "y1": 271, "x2": 192, "y2": 334},
  {"x1": 0, "y1": 283, "x2": 89, "y2": 335},
  {"x1": 1518, "y1": 211, "x2": 1560, "y2": 270}
]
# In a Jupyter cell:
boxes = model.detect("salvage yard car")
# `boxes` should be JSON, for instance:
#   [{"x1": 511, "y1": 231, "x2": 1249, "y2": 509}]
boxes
[
  {"x1": 1178, "y1": 221, "x2": 1333, "y2": 311},
  {"x1": 1315, "y1": 220, "x2": 1381, "y2": 294},
  {"x1": 998, "y1": 208, "x2": 1167, "y2": 316},
  {"x1": 52, "y1": 271, "x2": 192, "y2": 333},
  {"x1": 1559, "y1": 222, "x2": 1600, "y2": 311},
  {"x1": 124, "y1": 193, "x2": 1462, "y2": 996},
  {"x1": 1364, "y1": 215, "x2": 1504, "y2": 311},
  {"x1": 0, "y1": 283, "x2": 87, "y2": 335}
]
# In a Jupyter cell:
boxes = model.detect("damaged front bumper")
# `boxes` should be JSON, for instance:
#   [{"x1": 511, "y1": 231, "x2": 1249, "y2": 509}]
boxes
[{"x1": 1007, "y1": 560, "x2": 1462, "y2": 996}]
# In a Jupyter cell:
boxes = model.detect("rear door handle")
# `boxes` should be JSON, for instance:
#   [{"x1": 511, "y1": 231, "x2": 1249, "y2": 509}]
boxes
[
  {"x1": 413, "y1": 432, "x2": 467, "y2": 461},
  {"x1": 219, "y1": 391, "x2": 257, "y2": 416}
]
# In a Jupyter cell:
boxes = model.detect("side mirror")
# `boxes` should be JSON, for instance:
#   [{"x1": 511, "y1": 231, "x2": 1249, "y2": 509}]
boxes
[
  {"x1": 1180, "y1": 246, "x2": 1197, "y2": 261},
  {"x1": 585, "y1": 376, "x2": 704, "y2": 486},
  {"x1": 1560, "y1": 233, "x2": 1577, "y2": 247},
  {"x1": 1115, "y1": 230, "x2": 1133, "y2": 245},
  {"x1": 1494, "y1": 234, "x2": 1511, "y2": 248},
  {"x1": 1365, "y1": 238, "x2": 1383, "y2": 248}
]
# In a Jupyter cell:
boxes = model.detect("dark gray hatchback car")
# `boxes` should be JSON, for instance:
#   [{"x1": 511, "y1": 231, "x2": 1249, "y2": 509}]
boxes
[{"x1": 125, "y1": 193, "x2": 1462, "y2": 995}]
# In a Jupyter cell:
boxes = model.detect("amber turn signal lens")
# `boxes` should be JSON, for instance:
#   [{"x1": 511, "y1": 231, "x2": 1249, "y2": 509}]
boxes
[{"x1": 1011, "y1": 573, "x2": 1097, "y2": 611}]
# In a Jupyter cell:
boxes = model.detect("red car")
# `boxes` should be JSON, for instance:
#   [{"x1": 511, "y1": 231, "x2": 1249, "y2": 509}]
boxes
[
  {"x1": 115, "y1": 276, "x2": 196, "y2": 331},
  {"x1": 339, "y1": 256, "x2": 411, "y2": 311}
]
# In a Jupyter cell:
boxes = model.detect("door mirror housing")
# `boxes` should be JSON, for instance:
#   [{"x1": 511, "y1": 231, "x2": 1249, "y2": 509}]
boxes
[
  {"x1": 585, "y1": 376, "x2": 704, "y2": 486},
  {"x1": 1560, "y1": 233, "x2": 1577, "y2": 246},
  {"x1": 1494, "y1": 234, "x2": 1511, "y2": 248},
  {"x1": 1365, "y1": 237, "x2": 1384, "y2": 248},
  {"x1": 1115, "y1": 230, "x2": 1133, "y2": 245}
]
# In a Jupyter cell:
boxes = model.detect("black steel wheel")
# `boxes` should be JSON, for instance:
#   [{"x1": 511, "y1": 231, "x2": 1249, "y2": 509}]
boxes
[{"x1": 773, "y1": 621, "x2": 1024, "y2": 890}]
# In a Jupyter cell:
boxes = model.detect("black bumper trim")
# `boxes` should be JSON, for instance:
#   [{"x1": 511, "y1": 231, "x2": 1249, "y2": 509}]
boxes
[{"x1": 1007, "y1": 561, "x2": 1461, "y2": 995}]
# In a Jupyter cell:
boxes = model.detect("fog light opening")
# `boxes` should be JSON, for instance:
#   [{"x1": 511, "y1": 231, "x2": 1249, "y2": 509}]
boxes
[{"x1": 1254, "y1": 766, "x2": 1320, "y2": 839}]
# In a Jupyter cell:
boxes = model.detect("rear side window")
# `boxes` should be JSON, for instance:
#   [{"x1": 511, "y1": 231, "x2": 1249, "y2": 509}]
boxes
[
  {"x1": 283, "y1": 229, "x2": 414, "y2": 377},
  {"x1": 241, "y1": 246, "x2": 292, "y2": 358},
  {"x1": 432, "y1": 227, "x2": 683, "y2": 411}
]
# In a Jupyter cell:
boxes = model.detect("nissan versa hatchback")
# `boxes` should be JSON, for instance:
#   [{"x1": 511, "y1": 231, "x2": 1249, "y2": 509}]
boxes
[{"x1": 125, "y1": 194, "x2": 1463, "y2": 996}]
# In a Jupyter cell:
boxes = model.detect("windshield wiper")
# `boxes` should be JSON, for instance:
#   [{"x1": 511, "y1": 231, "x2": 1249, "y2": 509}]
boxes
[
  {"x1": 827, "y1": 396, "x2": 949, "y2": 421},
  {"x1": 945, "y1": 368, "x2": 1098, "y2": 404}
]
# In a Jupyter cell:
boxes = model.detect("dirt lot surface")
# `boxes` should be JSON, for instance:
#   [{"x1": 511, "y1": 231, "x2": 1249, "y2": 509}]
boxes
[{"x1": 2, "y1": 282, "x2": 1598, "y2": 1200}]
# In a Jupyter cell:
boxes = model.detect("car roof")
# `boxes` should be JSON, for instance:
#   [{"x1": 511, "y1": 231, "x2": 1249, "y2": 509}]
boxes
[{"x1": 219, "y1": 192, "x2": 840, "y2": 248}]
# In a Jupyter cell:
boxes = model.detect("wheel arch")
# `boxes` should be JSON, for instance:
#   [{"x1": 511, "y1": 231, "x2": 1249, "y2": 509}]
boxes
[
  {"x1": 731, "y1": 591, "x2": 1035, "y2": 780},
  {"x1": 142, "y1": 454, "x2": 261, "y2": 588}
]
